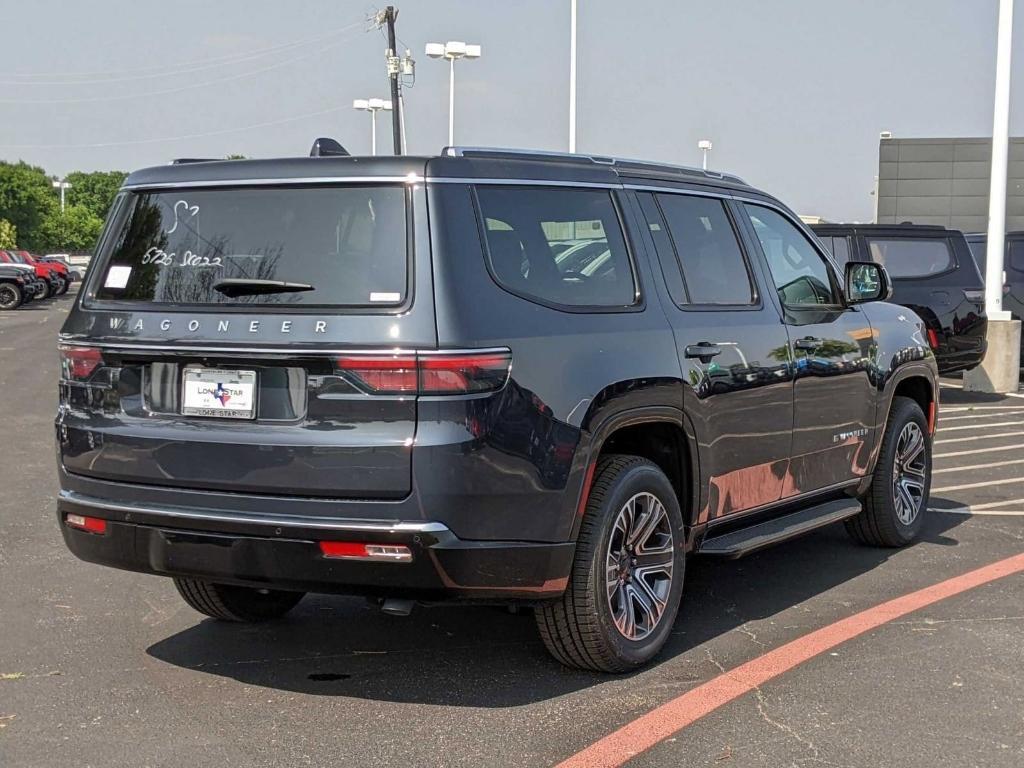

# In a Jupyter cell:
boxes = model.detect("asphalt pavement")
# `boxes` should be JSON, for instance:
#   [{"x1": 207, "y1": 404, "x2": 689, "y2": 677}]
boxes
[{"x1": 1, "y1": 294, "x2": 1022, "y2": 767}]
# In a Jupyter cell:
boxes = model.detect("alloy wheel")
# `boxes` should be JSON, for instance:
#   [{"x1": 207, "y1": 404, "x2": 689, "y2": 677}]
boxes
[
  {"x1": 605, "y1": 491, "x2": 674, "y2": 641},
  {"x1": 892, "y1": 422, "x2": 927, "y2": 525},
  {"x1": 0, "y1": 284, "x2": 19, "y2": 310}
]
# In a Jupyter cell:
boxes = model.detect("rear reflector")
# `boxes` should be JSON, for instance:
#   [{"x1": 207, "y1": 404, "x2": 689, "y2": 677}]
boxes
[
  {"x1": 65, "y1": 514, "x2": 107, "y2": 534},
  {"x1": 336, "y1": 350, "x2": 511, "y2": 395},
  {"x1": 59, "y1": 345, "x2": 103, "y2": 381},
  {"x1": 319, "y1": 541, "x2": 413, "y2": 563},
  {"x1": 926, "y1": 328, "x2": 939, "y2": 350}
]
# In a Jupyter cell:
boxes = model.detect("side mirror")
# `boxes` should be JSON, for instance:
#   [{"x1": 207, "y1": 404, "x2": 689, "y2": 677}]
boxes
[{"x1": 845, "y1": 260, "x2": 892, "y2": 304}]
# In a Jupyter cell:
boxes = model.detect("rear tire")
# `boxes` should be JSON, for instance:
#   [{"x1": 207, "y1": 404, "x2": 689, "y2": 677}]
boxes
[
  {"x1": 0, "y1": 283, "x2": 22, "y2": 310},
  {"x1": 173, "y1": 578, "x2": 305, "y2": 622},
  {"x1": 36, "y1": 280, "x2": 50, "y2": 300},
  {"x1": 55, "y1": 277, "x2": 69, "y2": 295},
  {"x1": 846, "y1": 396, "x2": 931, "y2": 547},
  {"x1": 535, "y1": 454, "x2": 685, "y2": 672}
]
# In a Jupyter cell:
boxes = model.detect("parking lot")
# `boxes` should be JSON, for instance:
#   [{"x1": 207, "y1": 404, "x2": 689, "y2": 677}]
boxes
[{"x1": 1, "y1": 293, "x2": 1022, "y2": 767}]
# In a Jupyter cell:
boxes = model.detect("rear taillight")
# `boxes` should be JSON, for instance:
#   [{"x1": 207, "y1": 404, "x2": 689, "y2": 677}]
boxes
[
  {"x1": 926, "y1": 329, "x2": 940, "y2": 350},
  {"x1": 319, "y1": 541, "x2": 412, "y2": 562},
  {"x1": 65, "y1": 514, "x2": 107, "y2": 534},
  {"x1": 336, "y1": 350, "x2": 512, "y2": 395},
  {"x1": 59, "y1": 345, "x2": 103, "y2": 381}
]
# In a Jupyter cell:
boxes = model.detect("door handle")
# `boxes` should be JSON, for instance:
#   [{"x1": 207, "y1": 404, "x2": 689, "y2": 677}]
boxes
[
  {"x1": 684, "y1": 342, "x2": 723, "y2": 363},
  {"x1": 794, "y1": 336, "x2": 823, "y2": 351}
]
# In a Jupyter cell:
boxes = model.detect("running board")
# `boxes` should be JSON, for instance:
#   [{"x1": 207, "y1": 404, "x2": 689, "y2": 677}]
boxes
[{"x1": 698, "y1": 499, "x2": 863, "y2": 559}]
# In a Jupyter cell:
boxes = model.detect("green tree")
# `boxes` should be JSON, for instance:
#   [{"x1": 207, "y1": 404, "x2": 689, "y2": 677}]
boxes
[
  {"x1": 64, "y1": 170, "x2": 127, "y2": 220},
  {"x1": 0, "y1": 219, "x2": 16, "y2": 248},
  {"x1": 0, "y1": 161, "x2": 56, "y2": 251},
  {"x1": 36, "y1": 204, "x2": 104, "y2": 253}
]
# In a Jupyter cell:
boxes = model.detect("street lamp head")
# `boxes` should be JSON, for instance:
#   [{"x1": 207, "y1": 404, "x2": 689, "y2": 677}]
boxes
[
  {"x1": 352, "y1": 99, "x2": 370, "y2": 111},
  {"x1": 368, "y1": 98, "x2": 392, "y2": 111},
  {"x1": 464, "y1": 44, "x2": 481, "y2": 59},
  {"x1": 444, "y1": 41, "x2": 468, "y2": 58},
  {"x1": 698, "y1": 139, "x2": 713, "y2": 151},
  {"x1": 425, "y1": 42, "x2": 446, "y2": 58}
]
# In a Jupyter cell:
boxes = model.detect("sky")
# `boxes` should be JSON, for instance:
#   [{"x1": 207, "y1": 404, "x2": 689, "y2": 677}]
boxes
[{"x1": 0, "y1": 0, "x2": 1021, "y2": 222}]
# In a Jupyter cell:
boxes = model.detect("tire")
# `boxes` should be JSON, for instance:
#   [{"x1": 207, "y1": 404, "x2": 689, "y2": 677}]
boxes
[
  {"x1": 535, "y1": 454, "x2": 685, "y2": 672},
  {"x1": 0, "y1": 283, "x2": 23, "y2": 310},
  {"x1": 173, "y1": 577, "x2": 305, "y2": 622},
  {"x1": 36, "y1": 279, "x2": 50, "y2": 300},
  {"x1": 846, "y1": 396, "x2": 931, "y2": 547},
  {"x1": 55, "y1": 277, "x2": 69, "y2": 295}
]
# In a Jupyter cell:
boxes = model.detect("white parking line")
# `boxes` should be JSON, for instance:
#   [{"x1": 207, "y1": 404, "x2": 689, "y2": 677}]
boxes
[
  {"x1": 932, "y1": 476, "x2": 1024, "y2": 493},
  {"x1": 932, "y1": 506, "x2": 1024, "y2": 516},
  {"x1": 934, "y1": 443, "x2": 1024, "y2": 458},
  {"x1": 933, "y1": 457, "x2": 1024, "y2": 474},
  {"x1": 936, "y1": 430, "x2": 1024, "y2": 445},
  {"x1": 942, "y1": 405, "x2": 1024, "y2": 412},
  {"x1": 939, "y1": 420, "x2": 1024, "y2": 432},
  {"x1": 941, "y1": 411, "x2": 1024, "y2": 422}
]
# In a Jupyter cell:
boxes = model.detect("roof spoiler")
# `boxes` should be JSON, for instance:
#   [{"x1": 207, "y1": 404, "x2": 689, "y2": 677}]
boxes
[{"x1": 310, "y1": 138, "x2": 350, "y2": 157}]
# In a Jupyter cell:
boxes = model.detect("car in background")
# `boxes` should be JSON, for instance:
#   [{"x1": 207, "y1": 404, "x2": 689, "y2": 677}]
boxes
[
  {"x1": 0, "y1": 263, "x2": 35, "y2": 310},
  {"x1": 18, "y1": 250, "x2": 70, "y2": 295},
  {"x1": 44, "y1": 253, "x2": 88, "y2": 282},
  {"x1": 812, "y1": 223, "x2": 987, "y2": 374},
  {"x1": 0, "y1": 252, "x2": 45, "y2": 301},
  {"x1": 965, "y1": 232, "x2": 1024, "y2": 358},
  {"x1": 1, "y1": 250, "x2": 64, "y2": 299}
]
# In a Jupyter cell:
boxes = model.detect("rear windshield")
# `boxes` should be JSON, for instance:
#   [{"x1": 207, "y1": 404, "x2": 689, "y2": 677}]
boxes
[
  {"x1": 865, "y1": 237, "x2": 954, "y2": 279},
  {"x1": 93, "y1": 185, "x2": 408, "y2": 307}
]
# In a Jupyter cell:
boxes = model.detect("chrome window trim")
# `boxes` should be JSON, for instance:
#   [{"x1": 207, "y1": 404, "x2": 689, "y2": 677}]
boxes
[
  {"x1": 429, "y1": 176, "x2": 622, "y2": 189},
  {"x1": 58, "y1": 490, "x2": 450, "y2": 533}
]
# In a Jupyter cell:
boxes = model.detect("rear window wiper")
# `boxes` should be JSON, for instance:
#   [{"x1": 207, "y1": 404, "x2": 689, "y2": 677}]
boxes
[{"x1": 212, "y1": 278, "x2": 315, "y2": 298}]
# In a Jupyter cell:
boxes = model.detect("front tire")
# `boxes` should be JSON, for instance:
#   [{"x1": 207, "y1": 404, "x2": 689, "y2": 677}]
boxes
[
  {"x1": 55, "y1": 277, "x2": 69, "y2": 295},
  {"x1": 847, "y1": 396, "x2": 931, "y2": 547},
  {"x1": 173, "y1": 578, "x2": 305, "y2": 622},
  {"x1": 535, "y1": 455, "x2": 685, "y2": 672},
  {"x1": 36, "y1": 280, "x2": 50, "y2": 300},
  {"x1": 0, "y1": 283, "x2": 22, "y2": 310}
]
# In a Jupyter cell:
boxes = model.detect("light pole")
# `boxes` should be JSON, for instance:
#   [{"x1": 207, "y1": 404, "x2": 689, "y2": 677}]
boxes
[
  {"x1": 52, "y1": 179, "x2": 72, "y2": 213},
  {"x1": 965, "y1": 0, "x2": 1020, "y2": 394},
  {"x1": 698, "y1": 140, "x2": 713, "y2": 170},
  {"x1": 353, "y1": 98, "x2": 393, "y2": 156},
  {"x1": 569, "y1": 0, "x2": 577, "y2": 152},
  {"x1": 425, "y1": 41, "x2": 481, "y2": 145}
]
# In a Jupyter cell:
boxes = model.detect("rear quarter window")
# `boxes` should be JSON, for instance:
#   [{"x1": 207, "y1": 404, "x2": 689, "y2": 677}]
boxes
[
  {"x1": 91, "y1": 185, "x2": 409, "y2": 308},
  {"x1": 474, "y1": 186, "x2": 638, "y2": 309},
  {"x1": 865, "y1": 238, "x2": 954, "y2": 279}
]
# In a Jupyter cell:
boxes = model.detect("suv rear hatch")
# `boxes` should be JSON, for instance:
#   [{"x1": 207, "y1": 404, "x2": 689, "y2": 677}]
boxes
[{"x1": 59, "y1": 180, "x2": 434, "y2": 500}]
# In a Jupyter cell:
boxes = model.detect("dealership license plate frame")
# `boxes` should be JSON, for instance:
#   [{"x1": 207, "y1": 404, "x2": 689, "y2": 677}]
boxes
[{"x1": 181, "y1": 368, "x2": 257, "y2": 420}]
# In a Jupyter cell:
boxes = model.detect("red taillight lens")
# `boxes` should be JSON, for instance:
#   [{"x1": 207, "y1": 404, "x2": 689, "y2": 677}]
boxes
[
  {"x1": 59, "y1": 345, "x2": 103, "y2": 381},
  {"x1": 65, "y1": 514, "x2": 107, "y2": 534},
  {"x1": 419, "y1": 352, "x2": 512, "y2": 394},
  {"x1": 926, "y1": 328, "x2": 940, "y2": 350},
  {"x1": 336, "y1": 350, "x2": 511, "y2": 395}
]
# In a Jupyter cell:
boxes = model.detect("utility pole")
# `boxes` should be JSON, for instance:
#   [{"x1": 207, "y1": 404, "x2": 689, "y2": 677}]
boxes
[{"x1": 380, "y1": 7, "x2": 403, "y2": 155}]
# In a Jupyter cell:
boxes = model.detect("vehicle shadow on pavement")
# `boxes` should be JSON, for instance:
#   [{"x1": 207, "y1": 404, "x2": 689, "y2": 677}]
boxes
[{"x1": 146, "y1": 513, "x2": 965, "y2": 706}]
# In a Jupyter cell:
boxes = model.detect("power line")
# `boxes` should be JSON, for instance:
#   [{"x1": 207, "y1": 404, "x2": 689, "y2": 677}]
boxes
[
  {"x1": 0, "y1": 21, "x2": 364, "y2": 84},
  {"x1": 0, "y1": 33, "x2": 360, "y2": 105},
  {"x1": 0, "y1": 105, "x2": 346, "y2": 149}
]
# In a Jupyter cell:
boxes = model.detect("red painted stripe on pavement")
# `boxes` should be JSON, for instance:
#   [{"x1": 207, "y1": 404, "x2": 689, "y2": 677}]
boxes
[{"x1": 557, "y1": 551, "x2": 1024, "y2": 768}]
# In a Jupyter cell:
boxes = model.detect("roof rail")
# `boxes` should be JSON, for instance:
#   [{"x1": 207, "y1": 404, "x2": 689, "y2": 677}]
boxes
[
  {"x1": 441, "y1": 146, "x2": 746, "y2": 184},
  {"x1": 169, "y1": 158, "x2": 219, "y2": 165}
]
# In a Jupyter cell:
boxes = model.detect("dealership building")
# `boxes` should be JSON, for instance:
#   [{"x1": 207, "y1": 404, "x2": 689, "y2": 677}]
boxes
[{"x1": 875, "y1": 135, "x2": 1024, "y2": 232}]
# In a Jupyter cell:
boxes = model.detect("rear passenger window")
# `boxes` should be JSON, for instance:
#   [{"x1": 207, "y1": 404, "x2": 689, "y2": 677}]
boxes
[
  {"x1": 475, "y1": 186, "x2": 637, "y2": 308},
  {"x1": 864, "y1": 238, "x2": 954, "y2": 278},
  {"x1": 640, "y1": 193, "x2": 755, "y2": 305},
  {"x1": 1009, "y1": 240, "x2": 1024, "y2": 273}
]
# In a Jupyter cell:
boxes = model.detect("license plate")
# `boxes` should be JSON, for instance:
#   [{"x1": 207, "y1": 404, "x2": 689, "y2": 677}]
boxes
[{"x1": 181, "y1": 368, "x2": 256, "y2": 419}]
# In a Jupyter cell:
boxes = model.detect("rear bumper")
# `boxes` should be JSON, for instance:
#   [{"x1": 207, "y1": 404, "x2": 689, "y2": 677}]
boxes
[{"x1": 57, "y1": 490, "x2": 574, "y2": 600}]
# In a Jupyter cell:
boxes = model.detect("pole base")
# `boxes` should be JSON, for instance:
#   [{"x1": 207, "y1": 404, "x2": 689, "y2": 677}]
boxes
[{"x1": 963, "y1": 319, "x2": 1022, "y2": 394}]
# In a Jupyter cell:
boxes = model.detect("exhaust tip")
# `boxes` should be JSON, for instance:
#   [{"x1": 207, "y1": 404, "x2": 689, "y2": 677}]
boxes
[{"x1": 380, "y1": 598, "x2": 416, "y2": 616}]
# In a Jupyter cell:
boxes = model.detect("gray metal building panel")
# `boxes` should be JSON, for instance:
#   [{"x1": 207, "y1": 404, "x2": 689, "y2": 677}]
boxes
[{"x1": 876, "y1": 136, "x2": 1024, "y2": 232}]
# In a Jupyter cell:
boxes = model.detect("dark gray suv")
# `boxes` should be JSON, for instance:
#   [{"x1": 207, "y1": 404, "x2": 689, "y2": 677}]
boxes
[{"x1": 56, "y1": 148, "x2": 939, "y2": 671}]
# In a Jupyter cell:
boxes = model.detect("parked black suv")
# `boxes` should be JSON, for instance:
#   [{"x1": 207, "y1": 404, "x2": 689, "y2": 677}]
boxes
[
  {"x1": 57, "y1": 148, "x2": 939, "y2": 672},
  {"x1": 811, "y1": 223, "x2": 986, "y2": 374},
  {"x1": 965, "y1": 231, "x2": 1024, "y2": 358}
]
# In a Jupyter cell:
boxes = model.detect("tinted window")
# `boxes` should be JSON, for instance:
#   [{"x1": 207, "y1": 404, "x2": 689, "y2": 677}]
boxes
[
  {"x1": 475, "y1": 186, "x2": 636, "y2": 308},
  {"x1": 653, "y1": 195, "x2": 754, "y2": 305},
  {"x1": 831, "y1": 236, "x2": 851, "y2": 264},
  {"x1": 94, "y1": 185, "x2": 408, "y2": 306},
  {"x1": 1009, "y1": 239, "x2": 1024, "y2": 273},
  {"x1": 745, "y1": 205, "x2": 840, "y2": 307},
  {"x1": 966, "y1": 236, "x2": 987, "y2": 271},
  {"x1": 865, "y1": 238, "x2": 953, "y2": 278}
]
